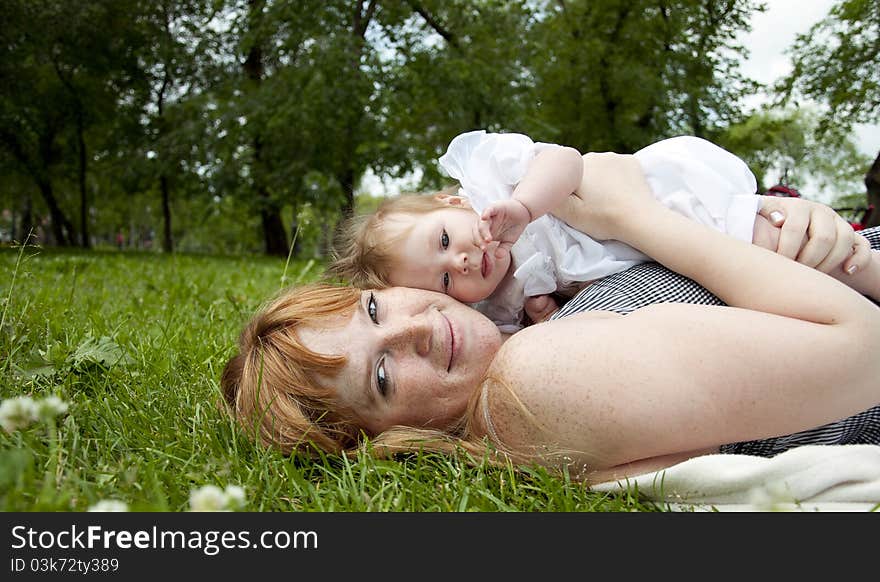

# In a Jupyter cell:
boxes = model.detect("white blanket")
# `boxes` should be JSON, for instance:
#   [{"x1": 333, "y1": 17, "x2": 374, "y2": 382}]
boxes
[{"x1": 591, "y1": 445, "x2": 880, "y2": 512}]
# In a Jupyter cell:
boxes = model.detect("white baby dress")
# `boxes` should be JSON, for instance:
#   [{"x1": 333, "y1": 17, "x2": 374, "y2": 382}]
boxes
[{"x1": 437, "y1": 130, "x2": 760, "y2": 333}]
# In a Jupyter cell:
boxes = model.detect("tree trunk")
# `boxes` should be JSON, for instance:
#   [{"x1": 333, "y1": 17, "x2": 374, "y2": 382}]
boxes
[
  {"x1": 37, "y1": 177, "x2": 73, "y2": 246},
  {"x1": 160, "y1": 173, "x2": 173, "y2": 252},
  {"x1": 332, "y1": 0, "x2": 377, "y2": 223},
  {"x1": 19, "y1": 195, "x2": 33, "y2": 244},
  {"x1": 596, "y1": 4, "x2": 632, "y2": 152},
  {"x1": 76, "y1": 114, "x2": 91, "y2": 248},
  {"x1": 865, "y1": 150, "x2": 880, "y2": 229},
  {"x1": 338, "y1": 166, "x2": 356, "y2": 220},
  {"x1": 260, "y1": 202, "x2": 288, "y2": 256},
  {"x1": 244, "y1": 0, "x2": 287, "y2": 256},
  {"x1": 155, "y1": 7, "x2": 175, "y2": 254}
]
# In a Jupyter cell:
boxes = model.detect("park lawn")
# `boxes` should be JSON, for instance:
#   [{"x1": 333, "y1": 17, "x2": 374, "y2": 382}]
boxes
[{"x1": 0, "y1": 246, "x2": 659, "y2": 512}]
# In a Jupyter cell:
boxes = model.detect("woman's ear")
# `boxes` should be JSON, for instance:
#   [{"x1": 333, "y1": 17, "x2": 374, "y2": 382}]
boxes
[{"x1": 434, "y1": 193, "x2": 471, "y2": 208}]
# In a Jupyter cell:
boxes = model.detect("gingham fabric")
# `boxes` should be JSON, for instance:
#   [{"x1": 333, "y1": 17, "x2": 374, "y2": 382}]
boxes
[{"x1": 550, "y1": 226, "x2": 880, "y2": 457}]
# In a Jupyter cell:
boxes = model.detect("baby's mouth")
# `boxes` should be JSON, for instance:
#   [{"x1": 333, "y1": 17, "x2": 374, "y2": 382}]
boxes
[{"x1": 481, "y1": 251, "x2": 490, "y2": 278}]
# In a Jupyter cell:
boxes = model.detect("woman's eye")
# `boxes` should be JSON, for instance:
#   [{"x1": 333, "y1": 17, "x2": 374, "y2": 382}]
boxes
[
  {"x1": 368, "y1": 293, "x2": 378, "y2": 323},
  {"x1": 442, "y1": 272, "x2": 450, "y2": 292},
  {"x1": 376, "y1": 358, "x2": 388, "y2": 396},
  {"x1": 440, "y1": 229, "x2": 449, "y2": 249}
]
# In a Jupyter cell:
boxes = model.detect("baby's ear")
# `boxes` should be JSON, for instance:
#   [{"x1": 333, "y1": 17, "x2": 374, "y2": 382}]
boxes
[{"x1": 434, "y1": 193, "x2": 470, "y2": 208}]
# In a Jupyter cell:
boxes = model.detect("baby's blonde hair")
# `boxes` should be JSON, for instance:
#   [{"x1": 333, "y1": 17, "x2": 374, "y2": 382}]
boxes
[{"x1": 327, "y1": 186, "x2": 460, "y2": 288}]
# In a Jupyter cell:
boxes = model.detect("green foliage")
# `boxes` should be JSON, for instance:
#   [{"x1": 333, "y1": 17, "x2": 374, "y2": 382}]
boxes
[
  {"x1": 1, "y1": 0, "x2": 875, "y2": 255},
  {"x1": 526, "y1": 0, "x2": 763, "y2": 152},
  {"x1": 781, "y1": 0, "x2": 880, "y2": 132},
  {"x1": 0, "y1": 249, "x2": 659, "y2": 512},
  {"x1": 720, "y1": 107, "x2": 870, "y2": 201}
]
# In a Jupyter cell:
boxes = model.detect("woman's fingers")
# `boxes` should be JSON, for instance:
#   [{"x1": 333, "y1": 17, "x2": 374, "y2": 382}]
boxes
[
  {"x1": 796, "y1": 205, "x2": 838, "y2": 268},
  {"x1": 774, "y1": 205, "x2": 809, "y2": 260},
  {"x1": 812, "y1": 213, "x2": 855, "y2": 273},
  {"x1": 842, "y1": 234, "x2": 872, "y2": 275},
  {"x1": 757, "y1": 195, "x2": 862, "y2": 274}
]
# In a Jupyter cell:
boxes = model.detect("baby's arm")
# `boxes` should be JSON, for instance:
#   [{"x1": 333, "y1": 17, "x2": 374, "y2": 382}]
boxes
[{"x1": 479, "y1": 146, "x2": 583, "y2": 246}]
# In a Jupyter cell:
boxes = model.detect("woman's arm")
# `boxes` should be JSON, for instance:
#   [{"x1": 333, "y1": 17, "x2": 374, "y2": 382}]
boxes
[{"x1": 485, "y1": 153, "x2": 880, "y2": 478}]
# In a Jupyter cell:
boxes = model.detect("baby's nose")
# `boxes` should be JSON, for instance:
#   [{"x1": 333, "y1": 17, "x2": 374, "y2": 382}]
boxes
[{"x1": 454, "y1": 252, "x2": 469, "y2": 274}]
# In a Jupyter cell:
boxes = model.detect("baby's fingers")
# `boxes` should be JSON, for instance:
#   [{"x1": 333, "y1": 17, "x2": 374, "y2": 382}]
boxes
[{"x1": 478, "y1": 218, "x2": 493, "y2": 244}]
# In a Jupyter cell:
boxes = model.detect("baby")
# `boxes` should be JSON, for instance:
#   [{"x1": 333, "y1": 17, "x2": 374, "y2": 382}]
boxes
[{"x1": 330, "y1": 130, "x2": 879, "y2": 333}]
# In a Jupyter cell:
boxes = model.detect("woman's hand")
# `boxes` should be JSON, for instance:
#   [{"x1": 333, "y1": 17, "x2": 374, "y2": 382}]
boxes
[{"x1": 756, "y1": 195, "x2": 872, "y2": 275}]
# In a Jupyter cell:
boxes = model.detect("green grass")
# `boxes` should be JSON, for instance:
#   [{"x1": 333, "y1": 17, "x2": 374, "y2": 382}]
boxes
[{"x1": 0, "y1": 246, "x2": 660, "y2": 512}]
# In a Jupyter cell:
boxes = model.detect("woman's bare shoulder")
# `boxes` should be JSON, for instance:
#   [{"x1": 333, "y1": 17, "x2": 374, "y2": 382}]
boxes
[
  {"x1": 497, "y1": 311, "x2": 621, "y2": 358},
  {"x1": 480, "y1": 312, "x2": 623, "y2": 463}
]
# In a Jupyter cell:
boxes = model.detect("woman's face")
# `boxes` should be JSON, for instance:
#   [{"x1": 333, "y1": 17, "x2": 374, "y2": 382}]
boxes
[{"x1": 297, "y1": 287, "x2": 503, "y2": 434}]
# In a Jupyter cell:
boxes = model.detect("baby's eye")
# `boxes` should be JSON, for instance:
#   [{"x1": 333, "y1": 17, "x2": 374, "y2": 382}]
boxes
[
  {"x1": 440, "y1": 229, "x2": 449, "y2": 249},
  {"x1": 442, "y1": 273, "x2": 450, "y2": 292}
]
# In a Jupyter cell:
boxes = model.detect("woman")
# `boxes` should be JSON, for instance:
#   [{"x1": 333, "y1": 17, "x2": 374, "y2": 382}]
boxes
[{"x1": 221, "y1": 156, "x2": 880, "y2": 483}]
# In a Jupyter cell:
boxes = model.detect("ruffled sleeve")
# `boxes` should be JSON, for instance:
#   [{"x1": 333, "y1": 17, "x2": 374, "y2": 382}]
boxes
[
  {"x1": 438, "y1": 130, "x2": 560, "y2": 215},
  {"x1": 634, "y1": 136, "x2": 760, "y2": 243}
]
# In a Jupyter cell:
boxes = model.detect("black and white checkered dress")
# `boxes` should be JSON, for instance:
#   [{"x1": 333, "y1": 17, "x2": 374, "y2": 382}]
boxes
[{"x1": 550, "y1": 226, "x2": 880, "y2": 457}]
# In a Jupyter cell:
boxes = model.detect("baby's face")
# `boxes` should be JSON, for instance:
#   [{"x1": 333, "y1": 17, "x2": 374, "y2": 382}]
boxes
[{"x1": 384, "y1": 208, "x2": 511, "y2": 303}]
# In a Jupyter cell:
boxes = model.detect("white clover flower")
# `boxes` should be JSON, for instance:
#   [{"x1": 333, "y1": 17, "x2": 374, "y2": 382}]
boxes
[
  {"x1": 224, "y1": 485, "x2": 246, "y2": 509},
  {"x1": 189, "y1": 484, "x2": 247, "y2": 512},
  {"x1": 88, "y1": 500, "x2": 129, "y2": 512},
  {"x1": 190, "y1": 485, "x2": 228, "y2": 512},
  {"x1": 35, "y1": 395, "x2": 69, "y2": 422},
  {"x1": 0, "y1": 396, "x2": 38, "y2": 433}
]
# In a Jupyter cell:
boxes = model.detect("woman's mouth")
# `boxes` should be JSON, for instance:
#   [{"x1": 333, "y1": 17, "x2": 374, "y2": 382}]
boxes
[{"x1": 442, "y1": 313, "x2": 455, "y2": 372}]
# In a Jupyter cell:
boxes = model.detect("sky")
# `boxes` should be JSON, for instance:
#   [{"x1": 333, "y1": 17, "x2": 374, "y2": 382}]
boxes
[{"x1": 738, "y1": 0, "x2": 879, "y2": 158}]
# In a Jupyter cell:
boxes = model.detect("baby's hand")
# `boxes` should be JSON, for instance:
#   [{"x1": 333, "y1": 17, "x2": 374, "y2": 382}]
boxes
[
  {"x1": 524, "y1": 294, "x2": 559, "y2": 325},
  {"x1": 479, "y1": 199, "x2": 531, "y2": 247}
]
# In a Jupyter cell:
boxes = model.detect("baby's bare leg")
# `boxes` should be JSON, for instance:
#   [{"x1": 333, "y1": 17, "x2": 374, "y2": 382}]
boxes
[{"x1": 525, "y1": 294, "x2": 559, "y2": 325}]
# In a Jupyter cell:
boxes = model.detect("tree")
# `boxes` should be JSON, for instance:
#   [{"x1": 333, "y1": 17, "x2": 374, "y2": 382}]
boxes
[
  {"x1": 780, "y1": 0, "x2": 880, "y2": 226},
  {"x1": 136, "y1": 0, "x2": 221, "y2": 253},
  {"x1": 526, "y1": 0, "x2": 763, "y2": 154},
  {"x1": 47, "y1": 0, "x2": 148, "y2": 248},
  {"x1": 377, "y1": 0, "x2": 535, "y2": 187},
  {"x1": 0, "y1": 0, "x2": 78, "y2": 245},
  {"x1": 720, "y1": 107, "x2": 869, "y2": 199}
]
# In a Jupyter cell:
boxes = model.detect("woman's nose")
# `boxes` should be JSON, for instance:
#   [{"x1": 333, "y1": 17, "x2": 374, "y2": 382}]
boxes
[{"x1": 385, "y1": 314, "x2": 432, "y2": 356}]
